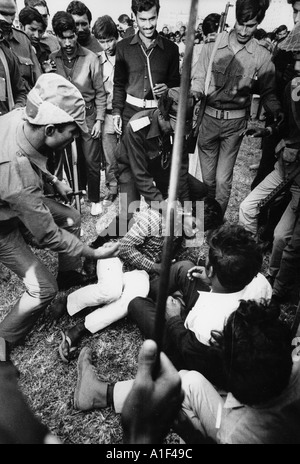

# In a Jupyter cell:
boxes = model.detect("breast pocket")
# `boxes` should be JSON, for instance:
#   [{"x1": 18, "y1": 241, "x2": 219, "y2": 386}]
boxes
[{"x1": 17, "y1": 55, "x2": 34, "y2": 79}]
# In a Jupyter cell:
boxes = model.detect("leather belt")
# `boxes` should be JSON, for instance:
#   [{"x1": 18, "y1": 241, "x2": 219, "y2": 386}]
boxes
[
  {"x1": 126, "y1": 93, "x2": 158, "y2": 109},
  {"x1": 205, "y1": 105, "x2": 247, "y2": 120}
]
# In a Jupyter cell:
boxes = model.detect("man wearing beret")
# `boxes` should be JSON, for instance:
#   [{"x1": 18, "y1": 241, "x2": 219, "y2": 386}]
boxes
[{"x1": 0, "y1": 73, "x2": 119, "y2": 354}]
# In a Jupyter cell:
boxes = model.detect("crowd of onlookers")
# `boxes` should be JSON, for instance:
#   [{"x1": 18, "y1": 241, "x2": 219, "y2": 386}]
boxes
[{"x1": 1, "y1": 0, "x2": 300, "y2": 446}]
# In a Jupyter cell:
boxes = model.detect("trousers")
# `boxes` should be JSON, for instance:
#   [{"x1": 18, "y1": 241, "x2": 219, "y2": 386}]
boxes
[
  {"x1": 0, "y1": 199, "x2": 81, "y2": 343},
  {"x1": 239, "y1": 162, "x2": 283, "y2": 235},
  {"x1": 77, "y1": 108, "x2": 101, "y2": 203},
  {"x1": 67, "y1": 257, "x2": 150, "y2": 333},
  {"x1": 197, "y1": 113, "x2": 246, "y2": 214},
  {"x1": 102, "y1": 132, "x2": 118, "y2": 195}
]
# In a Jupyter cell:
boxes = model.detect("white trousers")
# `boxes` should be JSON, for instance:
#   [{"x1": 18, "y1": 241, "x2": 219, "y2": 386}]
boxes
[{"x1": 67, "y1": 257, "x2": 150, "y2": 333}]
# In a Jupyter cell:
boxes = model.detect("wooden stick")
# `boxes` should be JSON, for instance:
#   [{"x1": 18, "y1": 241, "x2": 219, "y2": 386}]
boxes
[
  {"x1": 71, "y1": 141, "x2": 81, "y2": 213},
  {"x1": 153, "y1": 0, "x2": 199, "y2": 374}
]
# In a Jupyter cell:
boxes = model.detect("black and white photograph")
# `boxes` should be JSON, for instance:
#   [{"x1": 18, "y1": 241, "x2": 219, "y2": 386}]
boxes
[{"x1": 0, "y1": 0, "x2": 300, "y2": 446}]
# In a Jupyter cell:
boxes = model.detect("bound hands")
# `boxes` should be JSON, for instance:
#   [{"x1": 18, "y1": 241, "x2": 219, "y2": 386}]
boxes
[{"x1": 121, "y1": 340, "x2": 183, "y2": 444}]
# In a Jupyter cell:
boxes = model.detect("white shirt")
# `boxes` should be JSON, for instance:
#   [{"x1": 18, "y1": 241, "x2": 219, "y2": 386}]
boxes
[
  {"x1": 184, "y1": 273, "x2": 272, "y2": 345},
  {"x1": 99, "y1": 51, "x2": 116, "y2": 110}
]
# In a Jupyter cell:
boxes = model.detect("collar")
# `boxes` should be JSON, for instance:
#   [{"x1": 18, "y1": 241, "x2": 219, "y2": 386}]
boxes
[
  {"x1": 99, "y1": 50, "x2": 115, "y2": 66},
  {"x1": 56, "y1": 43, "x2": 86, "y2": 59},
  {"x1": 130, "y1": 30, "x2": 164, "y2": 49},
  {"x1": 197, "y1": 287, "x2": 245, "y2": 298},
  {"x1": 16, "y1": 115, "x2": 49, "y2": 174},
  {"x1": 219, "y1": 30, "x2": 255, "y2": 54}
]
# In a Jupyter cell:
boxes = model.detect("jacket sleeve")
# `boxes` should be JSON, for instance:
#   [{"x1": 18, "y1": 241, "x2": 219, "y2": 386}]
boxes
[
  {"x1": 112, "y1": 43, "x2": 127, "y2": 116},
  {"x1": 257, "y1": 49, "x2": 282, "y2": 116},
  {"x1": 191, "y1": 42, "x2": 212, "y2": 95},
  {"x1": 119, "y1": 215, "x2": 159, "y2": 273},
  {"x1": 91, "y1": 56, "x2": 106, "y2": 121},
  {"x1": 165, "y1": 316, "x2": 225, "y2": 385},
  {"x1": 165, "y1": 43, "x2": 180, "y2": 88},
  {"x1": 0, "y1": 155, "x2": 87, "y2": 259},
  {"x1": 4, "y1": 47, "x2": 27, "y2": 108},
  {"x1": 30, "y1": 45, "x2": 42, "y2": 84}
]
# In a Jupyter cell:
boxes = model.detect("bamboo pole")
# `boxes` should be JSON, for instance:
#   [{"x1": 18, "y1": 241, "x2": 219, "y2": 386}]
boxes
[{"x1": 153, "y1": 0, "x2": 199, "y2": 371}]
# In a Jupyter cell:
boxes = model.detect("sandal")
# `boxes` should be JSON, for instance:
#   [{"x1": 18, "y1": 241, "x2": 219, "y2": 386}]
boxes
[{"x1": 58, "y1": 330, "x2": 77, "y2": 363}]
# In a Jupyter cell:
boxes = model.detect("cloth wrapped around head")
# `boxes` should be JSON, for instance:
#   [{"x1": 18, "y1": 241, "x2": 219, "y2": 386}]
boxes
[{"x1": 24, "y1": 73, "x2": 88, "y2": 133}]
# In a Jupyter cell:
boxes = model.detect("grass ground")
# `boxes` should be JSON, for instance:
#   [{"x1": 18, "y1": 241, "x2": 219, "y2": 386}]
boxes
[{"x1": 0, "y1": 122, "x2": 298, "y2": 444}]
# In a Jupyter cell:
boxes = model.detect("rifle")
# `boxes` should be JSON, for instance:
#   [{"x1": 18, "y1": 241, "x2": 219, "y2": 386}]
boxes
[
  {"x1": 191, "y1": 2, "x2": 233, "y2": 148},
  {"x1": 152, "y1": 0, "x2": 199, "y2": 376},
  {"x1": 258, "y1": 164, "x2": 300, "y2": 214},
  {"x1": 45, "y1": 190, "x2": 84, "y2": 199},
  {"x1": 218, "y1": 2, "x2": 233, "y2": 33},
  {"x1": 257, "y1": 164, "x2": 300, "y2": 243}
]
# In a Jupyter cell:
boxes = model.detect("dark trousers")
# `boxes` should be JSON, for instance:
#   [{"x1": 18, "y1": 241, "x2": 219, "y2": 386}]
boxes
[
  {"x1": 117, "y1": 167, "x2": 207, "y2": 236},
  {"x1": 128, "y1": 261, "x2": 222, "y2": 377},
  {"x1": 77, "y1": 108, "x2": 101, "y2": 203},
  {"x1": 251, "y1": 127, "x2": 281, "y2": 191},
  {"x1": 128, "y1": 260, "x2": 210, "y2": 340}
]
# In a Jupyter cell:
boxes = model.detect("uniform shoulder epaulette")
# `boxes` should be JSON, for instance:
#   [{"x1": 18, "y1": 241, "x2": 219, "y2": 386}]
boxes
[{"x1": 257, "y1": 39, "x2": 273, "y2": 53}]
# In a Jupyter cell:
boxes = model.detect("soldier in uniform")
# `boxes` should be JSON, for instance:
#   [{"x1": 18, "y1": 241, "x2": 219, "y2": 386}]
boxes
[
  {"x1": 0, "y1": 73, "x2": 119, "y2": 354},
  {"x1": 240, "y1": 23, "x2": 300, "y2": 303},
  {"x1": 191, "y1": 0, "x2": 283, "y2": 216},
  {"x1": 0, "y1": 0, "x2": 41, "y2": 92}
]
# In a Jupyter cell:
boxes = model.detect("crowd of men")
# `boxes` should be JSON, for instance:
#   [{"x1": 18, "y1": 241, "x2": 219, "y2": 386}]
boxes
[{"x1": 0, "y1": 0, "x2": 300, "y2": 446}]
